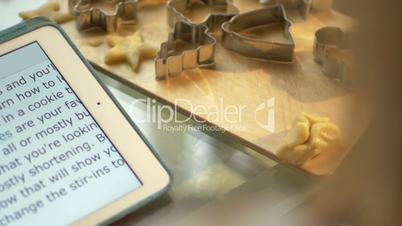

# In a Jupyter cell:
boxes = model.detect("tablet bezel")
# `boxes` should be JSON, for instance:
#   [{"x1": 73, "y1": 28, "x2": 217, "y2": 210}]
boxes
[{"x1": 0, "y1": 25, "x2": 170, "y2": 226}]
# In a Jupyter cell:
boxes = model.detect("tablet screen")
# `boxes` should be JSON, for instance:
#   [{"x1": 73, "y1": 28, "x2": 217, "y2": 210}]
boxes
[{"x1": 0, "y1": 42, "x2": 142, "y2": 226}]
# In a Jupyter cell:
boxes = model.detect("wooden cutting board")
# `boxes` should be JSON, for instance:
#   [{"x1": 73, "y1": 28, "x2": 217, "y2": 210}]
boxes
[{"x1": 58, "y1": 0, "x2": 366, "y2": 176}]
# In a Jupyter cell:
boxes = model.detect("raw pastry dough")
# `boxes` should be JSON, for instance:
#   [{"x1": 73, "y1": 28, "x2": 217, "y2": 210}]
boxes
[
  {"x1": 19, "y1": 1, "x2": 74, "y2": 24},
  {"x1": 276, "y1": 112, "x2": 341, "y2": 166},
  {"x1": 86, "y1": 36, "x2": 105, "y2": 47},
  {"x1": 105, "y1": 31, "x2": 157, "y2": 71}
]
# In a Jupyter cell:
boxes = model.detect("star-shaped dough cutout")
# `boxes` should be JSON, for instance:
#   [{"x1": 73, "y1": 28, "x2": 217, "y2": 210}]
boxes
[
  {"x1": 19, "y1": 1, "x2": 74, "y2": 24},
  {"x1": 105, "y1": 32, "x2": 157, "y2": 72}
]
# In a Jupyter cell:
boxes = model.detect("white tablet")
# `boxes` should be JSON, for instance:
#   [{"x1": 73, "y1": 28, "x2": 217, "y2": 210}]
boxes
[{"x1": 0, "y1": 18, "x2": 171, "y2": 226}]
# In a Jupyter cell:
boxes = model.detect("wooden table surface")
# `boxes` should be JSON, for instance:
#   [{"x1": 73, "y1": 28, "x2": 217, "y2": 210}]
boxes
[{"x1": 57, "y1": 0, "x2": 367, "y2": 176}]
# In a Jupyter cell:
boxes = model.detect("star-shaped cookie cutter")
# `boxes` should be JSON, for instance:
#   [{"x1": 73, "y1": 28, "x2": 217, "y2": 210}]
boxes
[
  {"x1": 313, "y1": 26, "x2": 356, "y2": 82},
  {"x1": 155, "y1": 21, "x2": 216, "y2": 80},
  {"x1": 68, "y1": 0, "x2": 137, "y2": 33},
  {"x1": 167, "y1": 0, "x2": 239, "y2": 31},
  {"x1": 221, "y1": 5, "x2": 295, "y2": 62}
]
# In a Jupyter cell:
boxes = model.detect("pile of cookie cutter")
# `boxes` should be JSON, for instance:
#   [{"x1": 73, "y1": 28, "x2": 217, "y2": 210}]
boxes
[
  {"x1": 259, "y1": 0, "x2": 312, "y2": 20},
  {"x1": 156, "y1": 1, "x2": 301, "y2": 79},
  {"x1": 313, "y1": 26, "x2": 356, "y2": 82},
  {"x1": 155, "y1": 21, "x2": 216, "y2": 80},
  {"x1": 68, "y1": 0, "x2": 137, "y2": 33},
  {"x1": 167, "y1": 0, "x2": 239, "y2": 31},
  {"x1": 221, "y1": 5, "x2": 295, "y2": 62}
]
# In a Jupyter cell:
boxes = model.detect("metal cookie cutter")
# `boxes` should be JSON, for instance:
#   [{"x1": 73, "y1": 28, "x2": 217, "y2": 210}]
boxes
[
  {"x1": 314, "y1": 26, "x2": 356, "y2": 82},
  {"x1": 259, "y1": 0, "x2": 312, "y2": 20},
  {"x1": 221, "y1": 5, "x2": 295, "y2": 62},
  {"x1": 167, "y1": 0, "x2": 239, "y2": 31},
  {"x1": 68, "y1": 0, "x2": 137, "y2": 33},
  {"x1": 155, "y1": 21, "x2": 216, "y2": 80}
]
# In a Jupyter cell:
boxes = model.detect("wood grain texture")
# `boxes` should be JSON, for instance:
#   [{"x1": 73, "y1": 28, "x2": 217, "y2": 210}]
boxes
[{"x1": 59, "y1": 0, "x2": 366, "y2": 176}]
